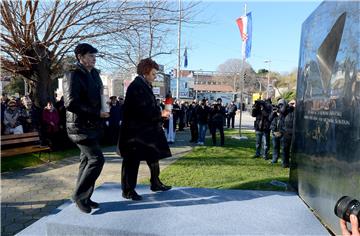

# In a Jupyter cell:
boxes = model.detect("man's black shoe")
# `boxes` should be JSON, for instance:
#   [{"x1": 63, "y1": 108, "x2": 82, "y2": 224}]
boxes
[
  {"x1": 151, "y1": 183, "x2": 172, "y2": 192},
  {"x1": 252, "y1": 155, "x2": 260, "y2": 158},
  {"x1": 122, "y1": 190, "x2": 142, "y2": 201},
  {"x1": 75, "y1": 199, "x2": 91, "y2": 214},
  {"x1": 87, "y1": 199, "x2": 99, "y2": 209}
]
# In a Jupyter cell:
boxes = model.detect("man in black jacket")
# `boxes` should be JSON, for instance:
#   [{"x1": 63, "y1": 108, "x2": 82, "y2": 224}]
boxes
[
  {"x1": 118, "y1": 58, "x2": 172, "y2": 201},
  {"x1": 281, "y1": 99, "x2": 295, "y2": 168},
  {"x1": 251, "y1": 99, "x2": 272, "y2": 159},
  {"x1": 188, "y1": 100, "x2": 199, "y2": 143},
  {"x1": 209, "y1": 98, "x2": 226, "y2": 146},
  {"x1": 63, "y1": 43, "x2": 110, "y2": 213},
  {"x1": 227, "y1": 101, "x2": 238, "y2": 128}
]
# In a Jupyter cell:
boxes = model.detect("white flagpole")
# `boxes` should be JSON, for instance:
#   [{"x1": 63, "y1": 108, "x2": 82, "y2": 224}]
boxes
[
  {"x1": 176, "y1": 0, "x2": 182, "y2": 99},
  {"x1": 236, "y1": 3, "x2": 248, "y2": 140}
]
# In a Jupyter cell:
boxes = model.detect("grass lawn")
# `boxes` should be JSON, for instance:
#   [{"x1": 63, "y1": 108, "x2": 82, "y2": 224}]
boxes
[
  {"x1": 155, "y1": 129, "x2": 290, "y2": 191},
  {"x1": 1, "y1": 147, "x2": 80, "y2": 173}
]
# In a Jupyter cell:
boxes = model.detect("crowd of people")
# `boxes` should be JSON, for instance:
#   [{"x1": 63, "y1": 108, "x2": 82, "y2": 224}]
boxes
[
  {"x1": 251, "y1": 96, "x2": 296, "y2": 168},
  {"x1": 158, "y1": 96, "x2": 239, "y2": 146},
  {"x1": 1, "y1": 94, "x2": 69, "y2": 149},
  {"x1": 0, "y1": 92, "x2": 126, "y2": 150}
]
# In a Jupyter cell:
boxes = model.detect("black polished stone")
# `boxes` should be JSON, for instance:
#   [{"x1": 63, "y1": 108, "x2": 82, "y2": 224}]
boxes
[{"x1": 290, "y1": 1, "x2": 360, "y2": 235}]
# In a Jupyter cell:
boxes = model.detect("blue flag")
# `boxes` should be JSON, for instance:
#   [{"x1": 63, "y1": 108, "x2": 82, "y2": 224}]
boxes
[{"x1": 184, "y1": 47, "x2": 188, "y2": 68}]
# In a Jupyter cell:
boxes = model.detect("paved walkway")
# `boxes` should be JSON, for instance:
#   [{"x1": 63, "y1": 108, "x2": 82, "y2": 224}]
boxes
[
  {"x1": 1, "y1": 129, "x2": 193, "y2": 236},
  {"x1": 1, "y1": 111, "x2": 255, "y2": 236}
]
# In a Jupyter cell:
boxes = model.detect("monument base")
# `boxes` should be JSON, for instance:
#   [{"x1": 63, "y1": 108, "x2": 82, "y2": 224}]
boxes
[{"x1": 17, "y1": 183, "x2": 329, "y2": 235}]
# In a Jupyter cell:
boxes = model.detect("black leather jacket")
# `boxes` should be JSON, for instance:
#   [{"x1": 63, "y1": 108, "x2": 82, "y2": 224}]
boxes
[{"x1": 63, "y1": 63, "x2": 103, "y2": 143}]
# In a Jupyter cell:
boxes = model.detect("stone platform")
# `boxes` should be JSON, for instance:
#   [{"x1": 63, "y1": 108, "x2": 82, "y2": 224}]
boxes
[{"x1": 17, "y1": 183, "x2": 329, "y2": 235}]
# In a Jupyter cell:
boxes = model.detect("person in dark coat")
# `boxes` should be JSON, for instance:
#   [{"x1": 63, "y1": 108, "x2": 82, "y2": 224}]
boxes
[
  {"x1": 63, "y1": 43, "x2": 110, "y2": 213},
  {"x1": 251, "y1": 99, "x2": 272, "y2": 159},
  {"x1": 209, "y1": 98, "x2": 226, "y2": 146},
  {"x1": 172, "y1": 100, "x2": 180, "y2": 131},
  {"x1": 188, "y1": 100, "x2": 199, "y2": 143},
  {"x1": 108, "y1": 96, "x2": 122, "y2": 145},
  {"x1": 196, "y1": 98, "x2": 210, "y2": 145},
  {"x1": 118, "y1": 58, "x2": 172, "y2": 201},
  {"x1": 281, "y1": 99, "x2": 296, "y2": 168},
  {"x1": 178, "y1": 101, "x2": 186, "y2": 131},
  {"x1": 226, "y1": 101, "x2": 237, "y2": 128},
  {"x1": 42, "y1": 101, "x2": 60, "y2": 149},
  {"x1": 269, "y1": 101, "x2": 284, "y2": 164},
  {"x1": 20, "y1": 96, "x2": 41, "y2": 133},
  {"x1": 55, "y1": 96, "x2": 73, "y2": 149}
]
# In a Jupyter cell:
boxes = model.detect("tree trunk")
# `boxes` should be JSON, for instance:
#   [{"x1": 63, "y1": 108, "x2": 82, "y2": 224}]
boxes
[
  {"x1": 27, "y1": 44, "x2": 54, "y2": 109},
  {"x1": 30, "y1": 70, "x2": 53, "y2": 109}
]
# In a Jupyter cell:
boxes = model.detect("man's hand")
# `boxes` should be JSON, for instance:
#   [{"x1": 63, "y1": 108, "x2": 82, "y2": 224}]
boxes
[
  {"x1": 340, "y1": 215, "x2": 359, "y2": 236},
  {"x1": 100, "y1": 112, "x2": 110, "y2": 118}
]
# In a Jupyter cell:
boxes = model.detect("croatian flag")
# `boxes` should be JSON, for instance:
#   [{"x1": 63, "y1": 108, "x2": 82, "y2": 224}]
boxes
[{"x1": 236, "y1": 12, "x2": 252, "y2": 59}]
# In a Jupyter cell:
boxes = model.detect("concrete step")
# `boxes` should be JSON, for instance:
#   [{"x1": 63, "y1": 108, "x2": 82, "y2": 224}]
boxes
[{"x1": 18, "y1": 183, "x2": 329, "y2": 235}]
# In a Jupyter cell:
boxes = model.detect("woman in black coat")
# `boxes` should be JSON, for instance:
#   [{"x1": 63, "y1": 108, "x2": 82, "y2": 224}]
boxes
[
  {"x1": 63, "y1": 43, "x2": 110, "y2": 213},
  {"x1": 118, "y1": 58, "x2": 172, "y2": 200}
]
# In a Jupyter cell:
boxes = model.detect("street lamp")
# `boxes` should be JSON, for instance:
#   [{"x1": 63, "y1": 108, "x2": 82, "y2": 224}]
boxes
[
  {"x1": 256, "y1": 78, "x2": 262, "y2": 93},
  {"x1": 264, "y1": 60, "x2": 271, "y2": 98}
]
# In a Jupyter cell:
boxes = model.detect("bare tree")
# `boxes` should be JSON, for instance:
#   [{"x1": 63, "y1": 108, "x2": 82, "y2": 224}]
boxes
[
  {"x1": 1, "y1": 1, "x2": 202, "y2": 106},
  {"x1": 216, "y1": 58, "x2": 258, "y2": 92},
  {"x1": 0, "y1": 0, "x2": 142, "y2": 107},
  {"x1": 103, "y1": 0, "x2": 202, "y2": 74}
]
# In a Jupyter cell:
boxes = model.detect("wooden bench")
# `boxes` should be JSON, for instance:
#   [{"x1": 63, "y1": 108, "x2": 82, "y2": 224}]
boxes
[{"x1": 1, "y1": 132, "x2": 51, "y2": 160}]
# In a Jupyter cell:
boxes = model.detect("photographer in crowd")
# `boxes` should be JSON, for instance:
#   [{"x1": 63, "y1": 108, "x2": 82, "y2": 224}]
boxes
[
  {"x1": 269, "y1": 102, "x2": 282, "y2": 164},
  {"x1": 282, "y1": 99, "x2": 296, "y2": 168},
  {"x1": 251, "y1": 98, "x2": 272, "y2": 159}
]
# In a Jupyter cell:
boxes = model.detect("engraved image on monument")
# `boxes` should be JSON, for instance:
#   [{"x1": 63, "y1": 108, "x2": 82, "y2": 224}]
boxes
[{"x1": 289, "y1": 1, "x2": 360, "y2": 234}]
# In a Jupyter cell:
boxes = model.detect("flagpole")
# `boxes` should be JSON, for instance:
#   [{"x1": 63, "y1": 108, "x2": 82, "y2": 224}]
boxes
[
  {"x1": 238, "y1": 3, "x2": 247, "y2": 139},
  {"x1": 176, "y1": 0, "x2": 182, "y2": 99}
]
